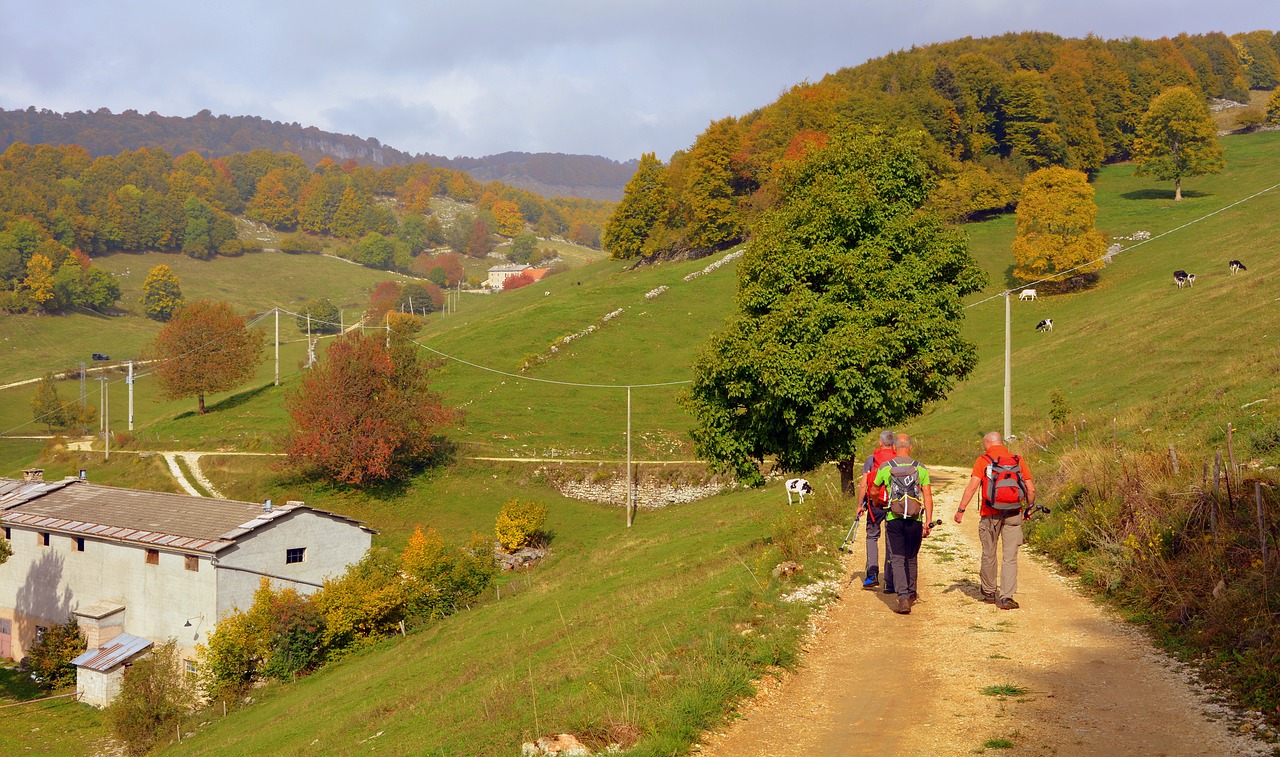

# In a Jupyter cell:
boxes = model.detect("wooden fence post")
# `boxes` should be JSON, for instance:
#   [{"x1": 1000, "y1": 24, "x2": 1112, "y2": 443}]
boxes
[
  {"x1": 1074, "y1": 424, "x2": 1079, "y2": 449},
  {"x1": 1259, "y1": 482, "x2": 1269, "y2": 602},
  {"x1": 1169, "y1": 444, "x2": 1179, "y2": 475},
  {"x1": 1226, "y1": 422, "x2": 1237, "y2": 496}
]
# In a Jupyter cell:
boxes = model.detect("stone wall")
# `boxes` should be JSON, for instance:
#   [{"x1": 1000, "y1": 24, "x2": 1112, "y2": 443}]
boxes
[{"x1": 537, "y1": 465, "x2": 734, "y2": 509}]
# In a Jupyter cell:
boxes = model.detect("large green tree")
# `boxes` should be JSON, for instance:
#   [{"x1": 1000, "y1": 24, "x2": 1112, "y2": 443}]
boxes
[
  {"x1": 1011, "y1": 166, "x2": 1107, "y2": 285},
  {"x1": 684, "y1": 131, "x2": 985, "y2": 487},
  {"x1": 1132, "y1": 86, "x2": 1225, "y2": 201},
  {"x1": 602, "y1": 152, "x2": 669, "y2": 259},
  {"x1": 149, "y1": 299, "x2": 264, "y2": 414}
]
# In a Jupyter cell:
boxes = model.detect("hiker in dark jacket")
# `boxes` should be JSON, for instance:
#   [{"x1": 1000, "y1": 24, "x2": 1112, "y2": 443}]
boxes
[
  {"x1": 954, "y1": 432, "x2": 1036, "y2": 610},
  {"x1": 854, "y1": 429, "x2": 897, "y2": 591},
  {"x1": 870, "y1": 433, "x2": 934, "y2": 614}
]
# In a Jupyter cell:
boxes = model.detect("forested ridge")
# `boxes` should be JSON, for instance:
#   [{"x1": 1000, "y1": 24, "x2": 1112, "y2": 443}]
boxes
[
  {"x1": 0, "y1": 108, "x2": 637, "y2": 200},
  {"x1": 0, "y1": 144, "x2": 612, "y2": 314},
  {"x1": 604, "y1": 29, "x2": 1280, "y2": 259}
]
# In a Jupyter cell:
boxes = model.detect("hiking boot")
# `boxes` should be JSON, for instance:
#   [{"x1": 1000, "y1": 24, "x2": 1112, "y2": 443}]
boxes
[
  {"x1": 997, "y1": 598, "x2": 1020, "y2": 611},
  {"x1": 896, "y1": 598, "x2": 911, "y2": 614},
  {"x1": 862, "y1": 573, "x2": 879, "y2": 589},
  {"x1": 909, "y1": 592, "x2": 918, "y2": 606},
  {"x1": 981, "y1": 592, "x2": 997, "y2": 604}
]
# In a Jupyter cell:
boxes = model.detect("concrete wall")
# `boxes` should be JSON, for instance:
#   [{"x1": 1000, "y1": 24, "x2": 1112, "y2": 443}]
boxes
[
  {"x1": 213, "y1": 510, "x2": 370, "y2": 620},
  {"x1": 0, "y1": 529, "x2": 217, "y2": 659}
]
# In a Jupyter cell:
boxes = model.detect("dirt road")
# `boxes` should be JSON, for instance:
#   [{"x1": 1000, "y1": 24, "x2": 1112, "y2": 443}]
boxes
[{"x1": 698, "y1": 467, "x2": 1270, "y2": 756}]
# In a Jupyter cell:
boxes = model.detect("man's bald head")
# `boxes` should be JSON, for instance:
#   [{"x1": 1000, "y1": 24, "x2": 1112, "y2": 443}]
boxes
[
  {"x1": 982, "y1": 431, "x2": 1004, "y2": 449},
  {"x1": 895, "y1": 433, "x2": 912, "y2": 451}
]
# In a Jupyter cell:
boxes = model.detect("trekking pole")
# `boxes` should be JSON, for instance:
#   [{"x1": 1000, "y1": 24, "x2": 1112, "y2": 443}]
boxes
[{"x1": 840, "y1": 514, "x2": 863, "y2": 553}]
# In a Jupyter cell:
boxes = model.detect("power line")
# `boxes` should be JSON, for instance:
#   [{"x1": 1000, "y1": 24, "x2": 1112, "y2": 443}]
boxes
[{"x1": 410, "y1": 339, "x2": 691, "y2": 389}]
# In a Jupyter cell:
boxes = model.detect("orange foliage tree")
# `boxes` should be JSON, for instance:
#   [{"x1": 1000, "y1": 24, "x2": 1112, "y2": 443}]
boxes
[
  {"x1": 150, "y1": 299, "x2": 264, "y2": 414},
  {"x1": 281, "y1": 331, "x2": 455, "y2": 486}
]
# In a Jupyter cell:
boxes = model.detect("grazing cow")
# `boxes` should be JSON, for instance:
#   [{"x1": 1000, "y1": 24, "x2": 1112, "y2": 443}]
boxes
[
  {"x1": 1229, "y1": 260, "x2": 1247, "y2": 274},
  {"x1": 784, "y1": 478, "x2": 813, "y2": 505},
  {"x1": 1173, "y1": 270, "x2": 1196, "y2": 289},
  {"x1": 1019, "y1": 289, "x2": 1037, "y2": 301},
  {"x1": 1036, "y1": 319, "x2": 1053, "y2": 333},
  {"x1": 544, "y1": 291, "x2": 551, "y2": 296}
]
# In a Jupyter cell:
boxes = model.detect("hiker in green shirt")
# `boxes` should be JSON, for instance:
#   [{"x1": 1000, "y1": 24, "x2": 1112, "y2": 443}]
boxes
[{"x1": 871, "y1": 433, "x2": 935, "y2": 614}]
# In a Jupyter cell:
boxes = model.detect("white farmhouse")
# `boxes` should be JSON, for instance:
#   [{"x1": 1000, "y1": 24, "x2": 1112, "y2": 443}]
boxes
[
  {"x1": 486, "y1": 263, "x2": 532, "y2": 289},
  {"x1": 0, "y1": 470, "x2": 374, "y2": 707}
]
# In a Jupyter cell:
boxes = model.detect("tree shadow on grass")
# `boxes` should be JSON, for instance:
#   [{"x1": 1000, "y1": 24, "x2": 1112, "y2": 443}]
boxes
[
  {"x1": 172, "y1": 384, "x2": 274, "y2": 420},
  {"x1": 0, "y1": 664, "x2": 46, "y2": 700},
  {"x1": 1120, "y1": 188, "x2": 1210, "y2": 201}
]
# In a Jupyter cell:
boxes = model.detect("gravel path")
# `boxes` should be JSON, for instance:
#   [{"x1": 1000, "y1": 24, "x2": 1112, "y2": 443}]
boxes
[{"x1": 697, "y1": 467, "x2": 1271, "y2": 756}]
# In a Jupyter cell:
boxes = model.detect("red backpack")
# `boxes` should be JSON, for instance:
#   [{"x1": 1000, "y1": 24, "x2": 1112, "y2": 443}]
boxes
[
  {"x1": 982, "y1": 454, "x2": 1028, "y2": 511},
  {"x1": 864, "y1": 447, "x2": 898, "y2": 508}
]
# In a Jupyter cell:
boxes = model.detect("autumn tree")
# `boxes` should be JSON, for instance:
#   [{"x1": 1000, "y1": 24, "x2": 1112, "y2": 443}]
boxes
[
  {"x1": 141, "y1": 264, "x2": 184, "y2": 321},
  {"x1": 1132, "y1": 86, "x2": 1225, "y2": 201},
  {"x1": 281, "y1": 330, "x2": 455, "y2": 486},
  {"x1": 1011, "y1": 167, "x2": 1107, "y2": 286},
  {"x1": 22, "y1": 253, "x2": 55, "y2": 309},
  {"x1": 603, "y1": 153, "x2": 668, "y2": 259},
  {"x1": 150, "y1": 299, "x2": 264, "y2": 414},
  {"x1": 681, "y1": 118, "x2": 745, "y2": 250},
  {"x1": 30, "y1": 373, "x2": 68, "y2": 431},
  {"x1": 247, "y1": 168, "x2": 298, "y2": 228},
  {"x1": 491, "y1": 200, "x2": 524, "y2": 236},
  {"x1": 1267, "y1": 88, "x2": 1280, "y2": 125},
  {"x1": 685, "y1": 131, "x2": 984, "y2": 488}
]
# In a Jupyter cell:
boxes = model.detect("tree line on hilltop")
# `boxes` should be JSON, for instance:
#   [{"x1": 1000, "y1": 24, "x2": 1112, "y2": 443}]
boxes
[
  {"x1": 604, "y1": 29, "x2": 1280, "y2": 259},
  {"x1": 0, "y1": 108, "x2": 637, "y2": 199},
  {"x1": 0, "y1": 144, "x2": 611, "y2": 314}
]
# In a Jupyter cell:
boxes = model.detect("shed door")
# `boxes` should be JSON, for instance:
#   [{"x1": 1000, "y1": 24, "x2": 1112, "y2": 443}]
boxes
[{"x1": 0, "y1": 619, "x2": 11, "y2": 659}]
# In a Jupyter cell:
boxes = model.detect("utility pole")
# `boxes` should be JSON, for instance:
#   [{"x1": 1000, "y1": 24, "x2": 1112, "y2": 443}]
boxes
[
  {"x1": 626, "y1": 386, "x2": 634, "y2": 528},
  {"x1": 1004, "y1": 292, "x2": 1012, "y2": 440},
  {"x1": 127, "y1": 360, "x2": 134, "y2": 431},
  {"x1": 79, "y1": 362, "x2": 86, "y2": 408},
  {"x1": 274, "y1": 307, "x2": 280, "y2": 386},
  {"x1": 97, "y1": 377, "x2": 110, "y2": 461}
]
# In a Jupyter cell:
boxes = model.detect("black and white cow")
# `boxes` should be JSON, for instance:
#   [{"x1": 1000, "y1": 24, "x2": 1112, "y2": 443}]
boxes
[
  {"x1": 1173, "y1": 270, "x2": 1196, "y2": 289},
  {"x1": 1035, "y1": 319, "x2": 1053, "y2": 332},
  {"x1": 785, "y1": 478, "x2": 813, "y2": 505},
  {"x1": 1229, "y1": 260, "x2": 1247, "y2": 274}
]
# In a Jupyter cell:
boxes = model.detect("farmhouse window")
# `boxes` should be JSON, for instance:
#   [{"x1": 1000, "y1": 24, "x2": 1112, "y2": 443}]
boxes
[
  {"x1": 2, "y1": 527, "x2": 9, "y2": 539},
  {"x1": 285, "y1": 547, "x2": 306, "y2": 564},
  {"x1": 185, "y1": 659, "x2": 198, "y2": 676},
  {"x1": 145, "y1": 549, "x2": 159, "y2": 565},
  {"x1": 40, "y1": 532, "x2": 50, "y2": 547},
  {"x1": 75, "y1": 537, "x2": 85, "y2": 552},
  {"x1": 185, "y1": 555, "x2": 199, "y2": 572}
]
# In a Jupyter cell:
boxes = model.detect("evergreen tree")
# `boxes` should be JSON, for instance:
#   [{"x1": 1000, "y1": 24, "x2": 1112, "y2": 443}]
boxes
[{"x1": 1132, "y1": 86, "x2": 1225, "y2": 201}]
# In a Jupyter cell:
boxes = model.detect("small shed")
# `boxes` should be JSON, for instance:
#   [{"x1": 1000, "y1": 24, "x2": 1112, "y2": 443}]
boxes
[{"x1": 71, "y1": 633, "x2": 152, "y2": 708}]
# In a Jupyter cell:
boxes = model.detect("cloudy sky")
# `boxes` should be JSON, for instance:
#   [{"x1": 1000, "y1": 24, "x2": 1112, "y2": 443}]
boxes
[{"x1": 0, "y1": 1, "x2": 1271, "y2": 162}]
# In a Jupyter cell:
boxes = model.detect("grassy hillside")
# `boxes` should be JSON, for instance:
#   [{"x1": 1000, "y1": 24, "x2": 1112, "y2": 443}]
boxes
[{"x1": 910, "y1": 129, "x2": 1280, "y2": 464}]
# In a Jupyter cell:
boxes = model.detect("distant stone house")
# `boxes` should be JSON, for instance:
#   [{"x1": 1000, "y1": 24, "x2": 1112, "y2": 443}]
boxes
[
  {"x1": 0, "y1": 470, "x2": 374, "y2": 706},
  {"x1": 487, "y1": 264, "x2": 551, "y2": 290},
  {"x1": 486, "y1": 264, "x2": 531, "y2": 289}
]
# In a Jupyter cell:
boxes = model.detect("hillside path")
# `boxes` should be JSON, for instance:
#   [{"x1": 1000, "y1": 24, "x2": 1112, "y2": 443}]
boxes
[{"x1": 697, "y1": 467, "x2": 1269, "y2": 757}]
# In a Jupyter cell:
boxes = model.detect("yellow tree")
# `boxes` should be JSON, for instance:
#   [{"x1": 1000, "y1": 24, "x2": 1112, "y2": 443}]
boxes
[
  {"x1": 141, "y1": 264, "x2": 184, "y2": 321},
  {"x1": 490, "y1": 200, "x2": 524, "y2": 237},
  {"x1": 1132, "y1": 86, "x2": 1225, "y2": 201},
  {"x1": 1011, "y1": 167, "x2": 1106, "y2": 286},
  {"x1": 22, "y1": 253, "x2": 56, "y2": 308}
]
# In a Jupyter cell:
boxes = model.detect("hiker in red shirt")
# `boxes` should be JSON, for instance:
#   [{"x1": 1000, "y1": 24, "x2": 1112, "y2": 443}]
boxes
[
  {"x1": 954, "y1": 432, "x2": 1036, "y2": 610},
  {"x1": 854, "y1": 430, "x2": 897, "y2": 591}
]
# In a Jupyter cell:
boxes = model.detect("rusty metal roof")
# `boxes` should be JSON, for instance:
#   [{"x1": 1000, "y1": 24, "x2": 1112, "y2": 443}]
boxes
[
  {"x1": 0, "y1": 479, "x2": 373, "y2": 554},
  {"x1": 71, "y1": 633, "x2": 152, "y2": 672}
]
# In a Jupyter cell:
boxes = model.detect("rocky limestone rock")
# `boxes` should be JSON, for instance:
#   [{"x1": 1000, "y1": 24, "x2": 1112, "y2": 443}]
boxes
[
  {"x1": 772, "y1": 561, "x2": 803, "y2": 579},
  {"x1": 522, "y1": 733, "x2": 591, "y2": 756}
]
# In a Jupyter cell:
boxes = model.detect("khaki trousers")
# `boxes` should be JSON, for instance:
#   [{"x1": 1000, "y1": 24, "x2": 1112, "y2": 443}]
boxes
[{"x1": 978, "y1": 511, "x2": 1023, "y2": 601}]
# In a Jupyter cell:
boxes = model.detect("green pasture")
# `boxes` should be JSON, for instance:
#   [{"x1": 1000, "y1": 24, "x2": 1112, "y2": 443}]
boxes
[
  {"x1": 165, "y1": 462, "x2": 837, "y2": 756},
  {"x1": 911, "y1": 130, "x2": 1280, "y2": 463}
]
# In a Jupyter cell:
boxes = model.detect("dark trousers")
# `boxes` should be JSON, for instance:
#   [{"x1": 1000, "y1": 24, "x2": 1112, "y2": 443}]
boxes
[
  {"x1": 865, "y1": 510, "x2": 894, "y2": 590},
  {"x1": 886, "y1": 517, "x2": 923, "y2": 600}
]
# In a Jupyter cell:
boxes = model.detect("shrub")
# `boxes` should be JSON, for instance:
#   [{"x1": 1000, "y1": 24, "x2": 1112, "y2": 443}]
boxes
[
  {"x1": 495, "y1": 499, "x2": 548, "y2": 552},
  {"x1": 279, "y1": 233, "x2": 323, "y2": 254},
  {"x1": 198, "y1": 580, "x2": 326, "y2": 697},
  {"x1": 108, "y1": 640, "x2": 194, "y2": 756},
  {"x1": 23, "y1": 616, "x2": 85, "y2": 689},
  {"x1": 401, "y1": 527, "x2": 497, "y2": 621},
  {"x1": 1049, "y1": 389, "x2": 1070, "y2": 427}
]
